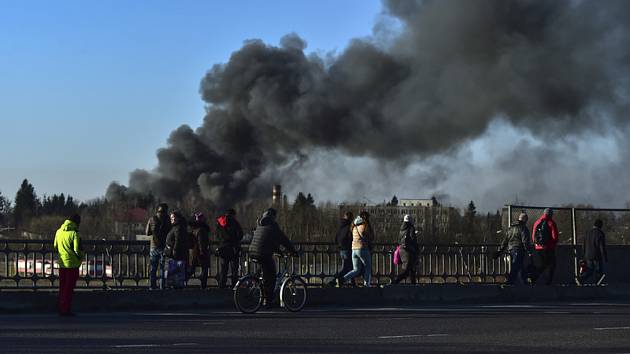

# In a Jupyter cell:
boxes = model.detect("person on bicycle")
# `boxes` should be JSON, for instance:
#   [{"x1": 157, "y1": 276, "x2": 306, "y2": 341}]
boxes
[{"x1": 249, "y1": 208, "x2": 297, "y2": 308}]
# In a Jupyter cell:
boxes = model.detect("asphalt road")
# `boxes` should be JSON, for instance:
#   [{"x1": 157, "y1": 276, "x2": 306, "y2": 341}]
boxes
[{"x1": 4, "y1": 302, "x2": 630, "y2": 353}]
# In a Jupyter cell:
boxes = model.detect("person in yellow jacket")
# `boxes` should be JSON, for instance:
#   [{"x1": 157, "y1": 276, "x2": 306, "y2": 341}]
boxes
[{"x1": 53, "y1": 214, "x2": 83, "y2": 316}]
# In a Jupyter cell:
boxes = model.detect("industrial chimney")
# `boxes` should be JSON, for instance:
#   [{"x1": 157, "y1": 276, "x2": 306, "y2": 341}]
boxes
[{"x1": 272, "y1": 185, "x2": 282, "y2": 208}]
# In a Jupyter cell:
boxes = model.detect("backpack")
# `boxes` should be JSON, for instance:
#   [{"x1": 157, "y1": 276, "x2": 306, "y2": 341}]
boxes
[{"x1": 534, "y1": 220, "x2": 551, "y2": 246}]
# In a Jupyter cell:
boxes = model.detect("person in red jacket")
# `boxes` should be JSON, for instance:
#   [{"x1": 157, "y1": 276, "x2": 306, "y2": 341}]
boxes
[{"x1": 530, "y1": 208, "x2": 559, "y2": 285}]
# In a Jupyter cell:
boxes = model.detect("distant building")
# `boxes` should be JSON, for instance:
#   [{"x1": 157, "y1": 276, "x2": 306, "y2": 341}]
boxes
[
  {"x1": 114, "y1": 207, "x2": 148, "y2": 239},
  {"x1": 399, "y1": 198, "x2": 438, "y2": 207}
]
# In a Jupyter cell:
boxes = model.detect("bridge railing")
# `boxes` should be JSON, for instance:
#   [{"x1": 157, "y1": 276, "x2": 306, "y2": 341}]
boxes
[{"x1": 0, "y1": 239, "x2": 509, "y2": 289}]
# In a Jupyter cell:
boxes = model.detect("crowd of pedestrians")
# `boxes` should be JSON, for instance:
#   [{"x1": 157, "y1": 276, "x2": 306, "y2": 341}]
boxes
[{"x1": 52, "y1": 205, "x2": 608, "y2": 316}]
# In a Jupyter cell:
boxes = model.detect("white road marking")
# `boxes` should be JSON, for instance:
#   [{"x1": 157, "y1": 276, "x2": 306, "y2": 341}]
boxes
[
  {"x1": 594, "y1": 327, "x2": 630, "y2": 331},
  {"x1": 544, "y1": 311, "x2": 570, "y2": 314},
  {"x1": 478, "y1": 305, "x2": 536, "y2": 308},
  {"x1": 113, "y1": 344, "x2": 161, "y2": 348},
  {"x1": 173, "y1": 343, "x2": 199, "y2": 346},
  {"x1": 379, "y1": 334, "x2": 449, "y2": 339}
]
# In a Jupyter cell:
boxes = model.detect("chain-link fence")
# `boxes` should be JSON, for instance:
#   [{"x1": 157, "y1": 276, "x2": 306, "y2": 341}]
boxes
[{"x1": 505, "y1": 205, "x2": 630, "y2": 245}]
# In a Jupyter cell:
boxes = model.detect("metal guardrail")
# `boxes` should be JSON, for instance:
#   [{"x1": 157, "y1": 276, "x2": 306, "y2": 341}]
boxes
[{"x1": 0, "y1": 239, "x2": 510, "y2": 289}]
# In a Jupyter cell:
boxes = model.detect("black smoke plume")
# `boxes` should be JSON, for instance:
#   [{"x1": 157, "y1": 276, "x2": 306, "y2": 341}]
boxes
[{"x1": 113, "y1": 0, "x2": 630, "y2": 210}]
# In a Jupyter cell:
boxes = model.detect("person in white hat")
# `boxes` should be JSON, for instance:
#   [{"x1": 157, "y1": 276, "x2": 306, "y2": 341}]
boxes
[{"x1": 392, "y1": 214, "x2": 420, "y2": 285}]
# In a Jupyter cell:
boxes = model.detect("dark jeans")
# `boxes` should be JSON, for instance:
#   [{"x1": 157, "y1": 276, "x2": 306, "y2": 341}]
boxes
[
  {"x1": 580, "y1": 259, "x2": 605, "y2": 284},
  {"x1": 256, "y1": 256, "x2": 277, "y2": 303},
  {"x1": 393, "y1": 250, "x2": 417, "y2": 284},
  {"x1": 532, "y1": 249, "x2": 556, "y2": 285},
  {"x1": 507, "y1": 248, "x2": 526, "y2": 285},
  {"x1": 149, "y1": 247, "x2": 165, "y2": 289},
  {"x1": 218, "y1": 249, "x2": 240, "y2": 288},
  {"x1": 331, "y1": 250, "x2": 353, "y2": 286}
]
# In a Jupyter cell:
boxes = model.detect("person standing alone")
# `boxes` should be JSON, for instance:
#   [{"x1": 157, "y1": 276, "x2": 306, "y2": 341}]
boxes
[
  {"x1": 145, "y1": 203, "x2": 171, "y2": 290},
  {"x1": 579, "y1": 219, "x2": 608, "y2": 285},
  {"x1": 54, "y1": 213, "x2": 83, "y2": 316}
]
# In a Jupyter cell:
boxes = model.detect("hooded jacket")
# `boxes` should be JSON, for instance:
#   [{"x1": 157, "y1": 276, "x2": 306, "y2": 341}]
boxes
[
  {"x1": 54, "y1": 219, "x2": 83, "y2": 269},
  {"x1": 216, "y1": 215, "x2": 244, "y2": 248},
  {"x1": 531, "y1": 215, "x2": 559, "y2": 251},
  {"x1": 248, "y1": 215, "x2": 295, "y2": 259},
  {"x1": 351, "y1": 217, "x2": 373, "y2": 250},
  {"x1": 335, "y1": 218, "x2": 353, "y2": 251}
]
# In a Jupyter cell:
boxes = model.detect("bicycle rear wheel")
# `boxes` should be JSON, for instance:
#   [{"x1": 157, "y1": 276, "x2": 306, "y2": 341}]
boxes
[
  {"x1": 280, "y1": 276, "x2": 307, "y2": 312},
  {"x1": 233, "y1": 275, "x2": 263, "y2": 314}
]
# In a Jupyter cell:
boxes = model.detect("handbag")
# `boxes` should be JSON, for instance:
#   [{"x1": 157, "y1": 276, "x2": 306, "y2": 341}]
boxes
[{"x1": 393, "y1": 245, "x2": 402, "y2": 265}]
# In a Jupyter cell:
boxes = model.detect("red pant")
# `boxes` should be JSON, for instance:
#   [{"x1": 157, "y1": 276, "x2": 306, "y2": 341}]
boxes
[{"x1": 58, "y1": 268, "x2": 79, "y2": 314}]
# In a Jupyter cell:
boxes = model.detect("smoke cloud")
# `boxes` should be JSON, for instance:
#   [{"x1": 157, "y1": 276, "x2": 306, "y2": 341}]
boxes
[{"x1": 115, "y1": 0, "x2": 630, "y2": 211}]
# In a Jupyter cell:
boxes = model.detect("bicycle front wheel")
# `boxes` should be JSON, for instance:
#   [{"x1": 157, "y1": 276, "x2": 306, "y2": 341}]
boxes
[
  {"x1": 233, "y1": 275, "x2": 263, "y2": 314},
  {"x1": 280, "y1": 276, "x2": 307, "y2": 312}
]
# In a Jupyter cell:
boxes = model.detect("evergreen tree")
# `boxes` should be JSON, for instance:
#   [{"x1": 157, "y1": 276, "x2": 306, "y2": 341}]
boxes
[
  {"x1": 14, "y1": 179, "x2": 39, "y2": 228},
  {"x1": 0, "y1": 190, "x2": 11, "y2": 226}
]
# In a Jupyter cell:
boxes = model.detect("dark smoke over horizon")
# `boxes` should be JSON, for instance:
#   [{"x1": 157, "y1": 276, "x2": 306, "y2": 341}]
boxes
[{"x1": 109, "y1": 0, "x2": 630, "y2": 211}]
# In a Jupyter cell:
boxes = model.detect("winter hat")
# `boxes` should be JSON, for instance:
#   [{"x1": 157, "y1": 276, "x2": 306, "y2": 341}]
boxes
[
  {"x1": 353, "y1": 216, "x2": 364, "y2": 225},
  {"x1": 594, "y1": 219, "x2": 603, "y2": 228},
  {"x1": 68, "y1": 213, "x2": 81, "y2": 225},
  {"x1": 403, "y1": 214, "x2": 414, "y2": 224},
  {"x1": 543, "y1": 208, "x2": 553, "y2": 216}
]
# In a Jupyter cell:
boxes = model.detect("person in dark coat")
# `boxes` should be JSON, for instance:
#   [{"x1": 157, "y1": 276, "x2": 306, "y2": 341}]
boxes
[
  {"x1": 189, "y1": 212, "x2": 211, "y2": 289},
  {"x1": 216, "y1": 208, "x2": 244, "y2": 288},
  {"x1": 249, "y1": 208, "x2": 297, "y2": 307},
  {"x1": 165, "y1": 211, "x2": 189, "y2": 262},
  {"x1": 145, "y1": 203, "x2": 171, "y2": 290},
  {"x1": 579, "y1": 219, "x2": 608, "y2": 285},
  {"x1": 392, "y1": 214, "x2": 419, "y2": 284},
  {"x1": 327, "y1": 211, "x2": 354, "y2": 287}
]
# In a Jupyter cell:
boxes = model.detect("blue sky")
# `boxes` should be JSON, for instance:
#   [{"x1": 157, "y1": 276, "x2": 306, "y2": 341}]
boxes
[{"x1": 0, "y1": 0, "x2": 383, "y2": 202}]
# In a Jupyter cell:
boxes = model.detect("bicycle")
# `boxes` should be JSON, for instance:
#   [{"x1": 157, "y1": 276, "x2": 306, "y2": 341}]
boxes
[{"x1": 233, "y1": 252, "x2": 307, "y2": 314}]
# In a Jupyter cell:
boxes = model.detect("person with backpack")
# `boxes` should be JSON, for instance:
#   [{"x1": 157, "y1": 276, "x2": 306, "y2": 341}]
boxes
[
  {"x1": 578, "y1": 219, "x2": 608, "y2": 285},
  {"x1": 327, "y1": 211, "x2": 354, "y2": 287},
  {"x1": 392, "y1": 214, "x2": 420, "y2": 285},
  {"x1": 530, "y1": 208, "x2": 559, "y2": 285},
  {"x1": 145, "y1": 203, "x2": 171, "y2": 290},
  {"x1": 216, "y1": 208, "x2": 244, "y2": 288},
  {"x1": 343, "y1": 214, "x2": 374, "y2": 287},
  {"x1": 189, "y1": 212, "x2": 211, "y2": 289},
  {"x1": 493, "y1": 212, "x2": 532, "y2": 285}
]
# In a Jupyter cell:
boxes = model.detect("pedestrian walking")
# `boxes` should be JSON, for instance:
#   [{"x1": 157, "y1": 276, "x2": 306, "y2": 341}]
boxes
[
  {"x1": 392, "y1": 214, "x2": 419, "y2": 285},
  {"x1": 189, "y1": 212, "x2": 211, "y2": 289},
  {"x1": 327, "y1": 211, "x2": 354, "y2": 287},
  {"x1": 343, "y1": 213, "x2": 374, "y2": 287},
  {"x1": 216, "y1": 208, "x2": 244, "y2": 288},
  {"x1": 493, "y1": 212, "x2": 532, "y2": 285},
  {"x1": 530, "y1": 208, "x2": 559, "y2": 285},
  {"x1": 578, "y1": 219, "x2": 608, "y2": 285},
  {"x1": 54, "y1": 213, "x2": 83, "y2": 316},
  {"x1": 145, "y1": 203, "x2": 171, "y2": 289}
]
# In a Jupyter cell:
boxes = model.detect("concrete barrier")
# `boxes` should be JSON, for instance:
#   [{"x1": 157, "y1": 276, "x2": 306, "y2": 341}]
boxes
[{"x1": 3, "y1": 285, "x2": 630, "y2": 314}]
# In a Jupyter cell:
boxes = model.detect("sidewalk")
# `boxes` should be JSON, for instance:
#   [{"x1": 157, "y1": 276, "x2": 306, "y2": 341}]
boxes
[{"x1": 1, "y1": 284, "x2": 629, "y2": 314}]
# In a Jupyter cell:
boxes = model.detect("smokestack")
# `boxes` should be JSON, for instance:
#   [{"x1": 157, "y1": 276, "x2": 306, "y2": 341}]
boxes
[{"x1": 272, "y1": 185, "x2": 282, "y2": 208}]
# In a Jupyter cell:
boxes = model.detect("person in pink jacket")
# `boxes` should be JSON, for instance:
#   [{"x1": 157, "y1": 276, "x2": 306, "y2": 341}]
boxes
[{"x1": 530, "y1": 208, "x2": 559, "y2": 285}]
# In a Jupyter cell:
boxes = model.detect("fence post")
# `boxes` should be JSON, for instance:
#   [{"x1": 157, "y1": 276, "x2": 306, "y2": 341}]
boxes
[
  {"x1": 571, "y1": 208, "x2": 578, "y2": 281},
  {"x1": 507, "y1": 205, "x2": 512, "y2": 226}
]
